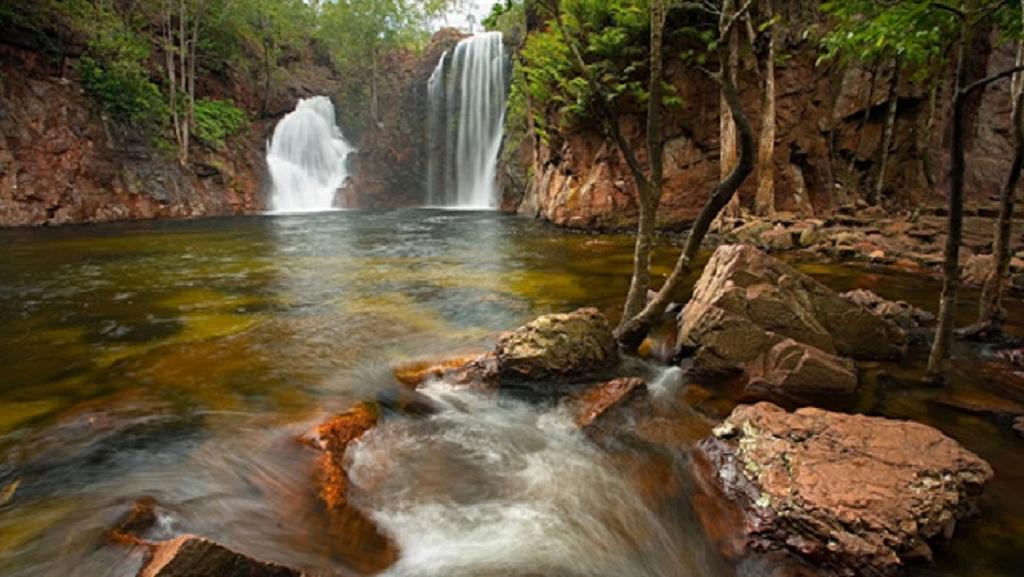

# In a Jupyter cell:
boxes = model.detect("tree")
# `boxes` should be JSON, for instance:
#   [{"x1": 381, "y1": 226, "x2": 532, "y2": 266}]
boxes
[
  {"x1": 753, "y1": 0, "x2": 778, "y2": 216},
  {"x1": 231, "y1": 0, "x2": 312, "y2": 118},
  {"x1": 821, "y1": 1, "x2": 1024, "y2": 378},
  {"x1": 976, "y1": 1, "x2": 1024, "y2": 335}
]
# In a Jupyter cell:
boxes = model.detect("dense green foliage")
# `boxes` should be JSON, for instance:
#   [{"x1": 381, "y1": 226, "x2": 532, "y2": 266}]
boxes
[
  {"x1": 519, "y1": 0, "x2": 654, "y2": 132},
  {"x1": 193, "y1": 98, "x2": 249, "y2": 150}
]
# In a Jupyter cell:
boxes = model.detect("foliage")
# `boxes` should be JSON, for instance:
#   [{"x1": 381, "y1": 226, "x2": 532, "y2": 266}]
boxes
[
  {"x1": 193, "y1": 98, "x2": 249, "y2": 149},
  {"x1": 820, "y1": 1, "x2": 959, "y2": 80}
]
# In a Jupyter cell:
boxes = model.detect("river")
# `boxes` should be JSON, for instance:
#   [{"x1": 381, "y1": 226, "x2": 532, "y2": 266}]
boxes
[{"x1": 0, "y1": 210, "x2": 1021, "y2": 577}]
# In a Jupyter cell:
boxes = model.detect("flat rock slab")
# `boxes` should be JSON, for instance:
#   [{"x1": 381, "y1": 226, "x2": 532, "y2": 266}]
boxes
[
  {"x1": 695, "y1": 402, "x2": 993, "y2": 576},
  {"x1": 574, "y1": 377, "x2": 646, "y2": 428},
  {"x1": 139, "y1": 535, "x2": 304, "y2": 577}
]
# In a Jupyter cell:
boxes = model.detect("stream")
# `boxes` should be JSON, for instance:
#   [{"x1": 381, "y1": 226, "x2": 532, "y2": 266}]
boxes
[{"x1": 0, "y1": 210, "x2": 1021, "y2": 577}]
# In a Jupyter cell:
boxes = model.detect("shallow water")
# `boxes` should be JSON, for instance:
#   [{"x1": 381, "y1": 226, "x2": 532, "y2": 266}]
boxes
[{"x1": 0, "y1": 211, "x2": 1021, "y2": 577}]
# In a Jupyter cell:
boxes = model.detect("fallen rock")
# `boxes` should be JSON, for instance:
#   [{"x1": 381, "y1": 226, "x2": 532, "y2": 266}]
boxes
[
  {"x1": 574, "y1": 377, "x2": 646, "y2": 428},
  {"x1": 494, "y1": 307, "x2": 618, "y2": 383},
  {"x1": 961, "y1": 254, "x2": 993, "y2": 287},
  {"x1": 695, "y1": 402, "x2": 993, "y2": 577},
  {"x1": 108, "y1": 497, "x2": 159, "y2": 545},
  {"x1": 680, "y1": 245, "x2": 907, "y2": 364},
  {"x1": 310, "y1": 403, "x2": 379, "y2": 511},
  {"x1": 745, "y1": 338, "x2": 858, "y2": 401},
  {"x1": 840, "y1": 289, "x2": 936, "y2": 330},
  {"x1": 138, "y1": 534, "x2": 305, "y2": 577}
]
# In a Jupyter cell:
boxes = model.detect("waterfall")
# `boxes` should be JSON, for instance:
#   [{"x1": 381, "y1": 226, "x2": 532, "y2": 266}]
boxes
[
  {"x1": 425, "y1": 32, "x2": 508, "y2": 208},
  {"x1": 266, "y1": 96, "x2": 354, "y2": 213}
]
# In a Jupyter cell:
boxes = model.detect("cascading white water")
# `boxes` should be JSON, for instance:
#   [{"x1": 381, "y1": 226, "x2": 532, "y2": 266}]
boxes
[
  {"x1": 346, "y1": 381, "x2": 715, "y2": 577},
  {"x1": 425, "y1": 32, "x2": 508, "y2": 208},
  {"x1": 266, "y1": 96, "x2": 354, "y2": 213}
]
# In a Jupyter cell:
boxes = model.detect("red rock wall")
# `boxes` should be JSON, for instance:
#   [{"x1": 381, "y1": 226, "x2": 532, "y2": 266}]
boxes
[
  {"x1": 0, "y1": 43, "x2": 273, "y2": 227},
  {"x1": 515, "y1": 26, "x2": 1016, "y2": 230}
]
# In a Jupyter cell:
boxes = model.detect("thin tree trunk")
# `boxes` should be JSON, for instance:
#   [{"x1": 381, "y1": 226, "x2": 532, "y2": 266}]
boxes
[
  {"x1": 927, "y1": 6, "x2": 1024, "y2": 376},
  {"x1": 720, "y1": 0, "x2": 742, "y2": 219},
  {"x1": 754, "y1": 0, "x2": 776, "y2": 217},
  {"x1": 163, "y1": 2, "x2": 183, "y2": 165},
  {"x1": 873, "y1": 58, "x2": 901, "y2": 206},
  {"x1": 978, "y1": 35, "x2": 1024, "y2": 330},
  {"x1": 621, "y1": 0, "x2": 666, "y2": 325},
  {"x1": 615, "y1": 16, "x2": 756, "y2": 350},
  {"x1": 922, "y1": 81, "x2": 940, "y2": 190}
]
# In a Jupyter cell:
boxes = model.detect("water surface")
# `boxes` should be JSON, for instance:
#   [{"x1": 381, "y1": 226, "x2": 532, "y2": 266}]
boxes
[{"x1": 0, "y1": 211, "x2": 1020, "y2": 577}]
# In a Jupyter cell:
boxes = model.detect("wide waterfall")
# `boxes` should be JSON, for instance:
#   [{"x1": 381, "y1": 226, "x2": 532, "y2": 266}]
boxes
[
  {"x1": 425, "y1": 32, "x2": 508, "y2": 208},
  {"x1": 267, "y1": 96, "x2": 353, "y2": 213}
]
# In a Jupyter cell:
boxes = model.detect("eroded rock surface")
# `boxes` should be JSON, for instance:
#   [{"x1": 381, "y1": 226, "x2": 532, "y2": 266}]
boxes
[
  {"x1": 310, "y1": 403, "x2": 379, "y2": 511},
  {"x1": 840, "y1": 289, "x2": 936, "y2": 330},
  {"x1": 494, "y1": 307, "x2": 618, "y2": 383},
  {"x1": 695, "y1": 403, "x2": 993, "y2": 576},
  {"x1": 680, "y1": 245, "x2": 906, "y2": 364},
  {"x1": 138, "y1": 535, "x2": 304, "y2": 577},
  {"x1": 574, "y1": 377, "x2": 646, "y2": 428},
  {"x1": 744, "y1": 338, "x2": 858, "y2": 401}
]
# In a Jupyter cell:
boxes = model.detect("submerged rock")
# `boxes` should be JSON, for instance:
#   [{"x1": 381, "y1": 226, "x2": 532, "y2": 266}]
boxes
[
  {"x1": 840, "y1": 289, "x2": 936, "y2": 330},
  {"x1": 108, "y1": 497, "x2": 159, "y2": 546},
  {"x1": 138, "y1": 534, "x2": 304, "y2": 577},
  {"x1": 494, "y1": 307, "x2": 618, "y2": 383},
  {"x1": 310, "y1": 403, "x2": 379, "y2": 511},
  {"x1": 680, "y1": 245, "x2": 907, "y2": 364},
  {"x1": 574, "y1": 377, "x2": 647, "y2": 428},
  {"x1": 695, "y1": 403, "x2": 993, "y2": 576}
]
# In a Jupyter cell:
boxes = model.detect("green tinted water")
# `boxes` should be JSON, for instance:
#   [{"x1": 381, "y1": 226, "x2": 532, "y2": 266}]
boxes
[{"x1": 0, "y1": 211, "x2": 1020, "y2": 576}]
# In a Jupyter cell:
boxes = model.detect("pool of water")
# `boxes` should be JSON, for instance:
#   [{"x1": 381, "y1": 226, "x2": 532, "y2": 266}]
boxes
[{"x1": 0, "y1": 210, "x2": 1021, "y2": 577}]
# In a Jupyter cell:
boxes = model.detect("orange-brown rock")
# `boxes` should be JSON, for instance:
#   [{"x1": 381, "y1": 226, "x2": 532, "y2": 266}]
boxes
[
  {"x1": 392, "y1": 353, "x2": 493, "y2": 388},
  {"x1": 138, "y1": 534, "x2": 304, "y2": 577},
  {"x1": 695, "y1": 403, "x2": 994, "y2": 576},
  {"x1": 107, "y1": 497, "x2": 159, "y2": 546},
  {"x1": 574, "y1": 377, "x2": 646, "y2": 428},
  {"x1": 311, "y1": 403, "x2": 379, "y2": 511}
]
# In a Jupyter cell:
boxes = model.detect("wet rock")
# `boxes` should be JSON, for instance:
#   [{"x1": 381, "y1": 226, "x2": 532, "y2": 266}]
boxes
[
  {"x1": 138, "y1": 534, "x2": 305, "y2": 577},
  {"x1": 494, "y1": 307, "x2": 618, "y2": 383},
  {"x1": 574, "y1": 377, "x2": 647, "y2": 428},
  {"x1": 933, "y1": 389, "x2": 1024, "y2": 417},
  {"x1": 961, "y1": 254, "x2": 993, "y2": 287},
  {"x1": 108, "y1": 497, "x2": 159, "y2": 545},
  {"x1": 392, "y1": 354, "x2": 488, "y2": 388},
  {"x1": 310, "y1": 403, "x2": 379, "y2": 511},
  {"x1": 996, "y1": 347, "x2": 1024, "y2": 368},
  {"x1": 840, "y1": 289, "x2": 936, "y2": 330},
  {"x1": 679, "y1": 245, "x2": 907, "y2": 365},
  {"x1": 745, "y1": 338, "x2": 858, "y2": 401},
  {"x1": 1015, "y1": 416, "x2": 1024, "y2": 437},
  {"x1": 695, "y1": 402, "x2": 993, "y2": 577}
]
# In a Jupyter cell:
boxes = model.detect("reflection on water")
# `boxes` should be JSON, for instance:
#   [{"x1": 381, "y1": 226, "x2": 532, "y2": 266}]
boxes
[{"x1": 0, "y1": 210, "x2": 1021, "y2": 577}]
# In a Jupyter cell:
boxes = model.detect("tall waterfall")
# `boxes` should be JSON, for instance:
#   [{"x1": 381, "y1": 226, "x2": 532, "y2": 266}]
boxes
[
  {"x1": 267, "y1": 96, "x2": 353, "y2": 213},
  {"x1": 425, "y1": 32, "x2": 508, "y2": 208}
]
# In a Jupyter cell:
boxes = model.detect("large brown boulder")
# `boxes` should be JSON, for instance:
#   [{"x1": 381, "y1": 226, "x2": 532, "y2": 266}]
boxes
[
  {"x1": 494, "y1": 307, "x2": 618, "y2": 383},
  {"x1": 680, "y1": 245, "x2": 907, "y2": 365},
  {"x1": 695, "y1": 403, "x2": 993, "y2": 577},
  {"x1": 138, "y1": 535, "x2": 304, "y2": 577},
  {"x1": 745, "y1": 338, "x2": 858, "y2": 401}
]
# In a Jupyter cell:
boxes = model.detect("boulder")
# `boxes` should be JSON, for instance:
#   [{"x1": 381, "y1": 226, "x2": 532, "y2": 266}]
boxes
[
  {"x1": 310, "y1": 403, "x2": 379, "y2": 511},
  {"x1": 745, "y1": 339, "x2": 858, "y2": 401},
  {"x1": 840, "y1": 289, "x2": 936, "y2": 330},
  {"x1": 138, "y1": 534, "x2": 304, "y2": 577},
  {"x1": 961, "y1": 254, "x2": 993, "y2": 287},
  {"x1": 679, "y1": 245, "x2": 906, "y2": 365},
  {"x1": 695, "y1": 403, "x2": 993, "y2": 577},
  {"x1": 494, "y1": 307, "x2": 618, "y2": 383},
  {"x1": 574, "y1": 377, "x2": 647, "y2": 428}
]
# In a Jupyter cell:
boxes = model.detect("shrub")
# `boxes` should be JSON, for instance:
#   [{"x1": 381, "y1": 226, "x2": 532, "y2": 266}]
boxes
[
  {"x1": 193, "y1": 98, "x2": 248, "y2": 150},
  {"x1": 79, "y1": 56, "x2": 167, "y2": 129}
]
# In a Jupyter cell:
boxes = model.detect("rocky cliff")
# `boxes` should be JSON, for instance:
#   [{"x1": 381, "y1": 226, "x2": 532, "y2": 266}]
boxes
[{"x1": 512, "y1": 10, "x2": 1017, "y2": 230}]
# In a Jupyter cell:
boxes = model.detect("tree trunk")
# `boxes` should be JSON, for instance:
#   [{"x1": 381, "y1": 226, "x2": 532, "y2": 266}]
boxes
[
  {"x1": 720, "y1": 0, "x2": 742, "y2": 219},
  {"x1": 928, "y1": 30, "x2": 971, "y2": 378},
  {"x1": 872, "y1": 58, "x2": 901, "y2": 206},
  {"x1": 978, "y1": 34, "x2": 1024, "y2": 331},
  {"x1": 620, "y1": 0, "x2": 666, "y2": 325},
  {"x1": 754, "y1": 0, "x2": 776, "y2": 217},
  {"x1": 162, "y1": 2, "x2": 184, "y2": 166},
  {"x1": 615, "y1": 27, "x2": 756, "y2": 351},
  {"x1": 371, "y1": 45, "x2": 380, "y2": 125}
]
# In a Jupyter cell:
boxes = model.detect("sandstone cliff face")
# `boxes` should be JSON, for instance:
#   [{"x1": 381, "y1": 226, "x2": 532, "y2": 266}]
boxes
[
  {"x1": 514, "y1": 17, "x2": 1016, "y2": 230},
  {"x1": 0, "y1": 43, "x2": 272, "y2": 227}
]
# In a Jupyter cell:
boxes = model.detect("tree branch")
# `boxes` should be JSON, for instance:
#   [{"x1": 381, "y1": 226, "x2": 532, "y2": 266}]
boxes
[{"x1": 963, "y1": 64, "x2": 1024, "y2": 96}]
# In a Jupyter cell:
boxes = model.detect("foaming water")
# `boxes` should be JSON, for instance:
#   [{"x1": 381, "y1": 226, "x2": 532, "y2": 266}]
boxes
[
  {"x1": 267, "y1": 96, "x2": 353, "y2": 212},
  {"x1": 348, "y1": 381, "x2": 703, "y2": 577}
]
